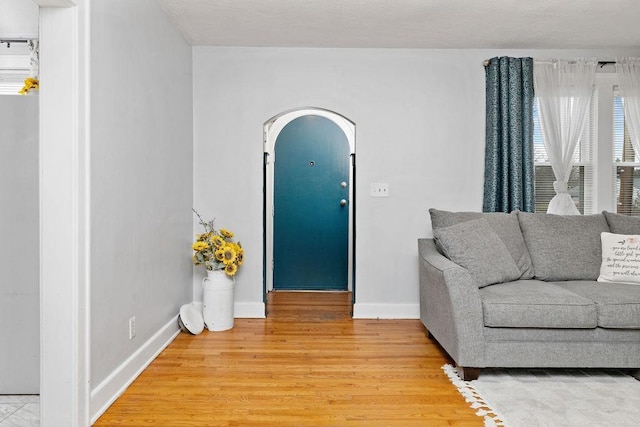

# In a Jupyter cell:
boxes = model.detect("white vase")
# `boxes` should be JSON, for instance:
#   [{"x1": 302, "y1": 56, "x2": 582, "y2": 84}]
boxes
[{"x1": 202, "y1": 269, "x2": 235, "y2": 331}]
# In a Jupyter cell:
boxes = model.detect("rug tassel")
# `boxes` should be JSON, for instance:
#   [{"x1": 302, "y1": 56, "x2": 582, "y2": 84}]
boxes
[{"x1": 442, "y1": 364, "x2": 507, "y2": 427}]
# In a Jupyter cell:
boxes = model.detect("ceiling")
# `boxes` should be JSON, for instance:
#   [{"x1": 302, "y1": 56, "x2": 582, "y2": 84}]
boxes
[{"x1": 158, "y1": 0, "x2": 640, "y2": 49}]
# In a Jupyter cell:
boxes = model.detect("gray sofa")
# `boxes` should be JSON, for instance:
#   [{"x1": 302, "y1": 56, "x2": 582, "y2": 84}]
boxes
[{"x1": 418, "y1": 209, "x2": 640, "y2": 380}]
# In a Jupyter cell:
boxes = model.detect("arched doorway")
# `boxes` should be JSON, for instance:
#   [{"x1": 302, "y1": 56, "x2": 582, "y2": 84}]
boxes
[{"x1": 264, "y1": 108, "x2": 355, "y2": 303}]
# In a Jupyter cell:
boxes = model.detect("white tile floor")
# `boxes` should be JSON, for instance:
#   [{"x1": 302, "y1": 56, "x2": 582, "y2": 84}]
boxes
[{"x1": 0, "y1": 396, "x2": 39, "y2": 427}]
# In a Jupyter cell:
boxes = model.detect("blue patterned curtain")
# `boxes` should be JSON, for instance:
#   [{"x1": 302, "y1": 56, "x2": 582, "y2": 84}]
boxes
[{"x1": 483, "y1": 57, "x2": 535, "y2": 213}]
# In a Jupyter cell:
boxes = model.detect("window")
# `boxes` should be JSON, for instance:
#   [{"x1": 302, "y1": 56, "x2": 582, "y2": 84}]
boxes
[
  {"x1": 531, "y1": 70, "x2": 640, "y2": 216},
  {"x1": 533, "y1": 92, "x2": 596, "y2": 214},
  {"x1": 613, "y1": 91, "x2": 640, "y2": 216}
]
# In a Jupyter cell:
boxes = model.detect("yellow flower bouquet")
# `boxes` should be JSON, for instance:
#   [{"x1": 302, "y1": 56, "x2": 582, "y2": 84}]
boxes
[
  {"x1": 192, "y1": 209, "x2": 244, "y2": 276},
  {"x1": 19, "y1": 77, "x2": 39, "y2": 95}
]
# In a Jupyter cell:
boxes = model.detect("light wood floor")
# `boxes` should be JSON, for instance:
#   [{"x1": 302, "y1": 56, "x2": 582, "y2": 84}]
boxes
[{"x1": 94, "y1": 292, "x2": 481, "y2": 426}]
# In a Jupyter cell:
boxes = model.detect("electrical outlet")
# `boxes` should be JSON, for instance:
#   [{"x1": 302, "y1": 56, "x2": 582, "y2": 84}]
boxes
[
  {"x1": 129, "y1": 316, "x2": 136, "y2": 340},
  {"x1": 370, "y1": 183, "x2": 389, "y2": 197}
]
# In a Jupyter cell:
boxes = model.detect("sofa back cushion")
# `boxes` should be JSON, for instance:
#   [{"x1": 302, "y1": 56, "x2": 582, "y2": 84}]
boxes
[
  {"x1": 517, "y1": 212, "x2": 610, "y2": 281},
  {"x1": 432, "y1": 218, "x2": 522, "y2": 287},
  {"x1": 603, "y1": 210, "x2": 640, "y2": 234},
  {"x1": 429, "y1": 208, "x2": 533, "y2": 279}
]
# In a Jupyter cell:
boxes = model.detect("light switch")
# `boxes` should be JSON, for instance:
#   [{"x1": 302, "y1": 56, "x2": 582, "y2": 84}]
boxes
[{"x1": 370, "y1": 183, "x2": 389, "y2": 197}]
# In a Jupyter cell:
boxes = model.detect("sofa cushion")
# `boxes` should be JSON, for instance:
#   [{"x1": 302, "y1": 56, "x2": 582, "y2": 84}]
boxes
[
  {"x1": 429, "y1": 208, "x2": 533, "y2": 279},
  {"x1": 603, "y1": 210, "x2": 640, "y2": 234},
  {"x1": 480, "y1": 280, "x2": 597, "y2": 328},
  {"x1": 555, "y1": 281, "x2": 640, "y2": 329},
  {"x1": 517, "y1": 212, "x2": 610, "y2": 281},
  {"x1": 432, "y1": 218, "x2": 521, "y2": 288},
  {"x1": 598, "y1": 232, "x2": 640, "y2": 285}
]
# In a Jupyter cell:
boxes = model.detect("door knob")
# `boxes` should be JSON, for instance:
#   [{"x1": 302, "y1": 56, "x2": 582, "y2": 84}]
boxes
[{"x1": 340, "y1": 199, "x2": 347, "y2": 206}]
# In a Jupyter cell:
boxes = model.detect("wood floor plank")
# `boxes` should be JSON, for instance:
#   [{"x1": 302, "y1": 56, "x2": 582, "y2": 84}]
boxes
[{"x1": 94, "y1": 292, "x2": 480, "y2": 426}]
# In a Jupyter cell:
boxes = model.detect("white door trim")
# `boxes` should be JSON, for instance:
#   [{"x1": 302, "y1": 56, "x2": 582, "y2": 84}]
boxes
[
  {"x1": 263, "y1": 108, "x2": 355, "y2": 293},
  {"x1": 39, "y1": 1, "x2": 91, "y2": 426}
]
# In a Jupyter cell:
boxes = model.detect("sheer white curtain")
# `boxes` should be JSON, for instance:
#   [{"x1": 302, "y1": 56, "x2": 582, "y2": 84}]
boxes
[
  {"x1": 616, "y1": 58, "x2": 640, "y2": 156},
  {"x1": 534, "y1": 59, "x2": 597, "y2": 215}
]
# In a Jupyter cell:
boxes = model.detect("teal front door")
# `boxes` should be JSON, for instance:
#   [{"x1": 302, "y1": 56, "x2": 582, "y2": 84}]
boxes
[{"x1": 273, "y1": 115, "x2": 350, "y2": 290}]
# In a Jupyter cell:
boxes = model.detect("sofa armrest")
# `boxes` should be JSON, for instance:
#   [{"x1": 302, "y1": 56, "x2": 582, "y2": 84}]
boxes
[{"x1": 418, "y1": 238, "x2": 485, "y2": 367}]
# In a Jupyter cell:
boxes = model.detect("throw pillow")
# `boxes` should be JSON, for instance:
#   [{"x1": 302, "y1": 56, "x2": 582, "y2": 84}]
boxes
[
  {"x1": 598, "y1": 232, "x2": 640, "y2": 285},
  {"x1": 433, "y1": 217, "x2": 522, "y2": 288},
  {"x1": 429, "y1": 208, "x2": 534, "y2": 279},
  {"x1": 603, "y1": 211, "x2": 640, "y2": 234}
]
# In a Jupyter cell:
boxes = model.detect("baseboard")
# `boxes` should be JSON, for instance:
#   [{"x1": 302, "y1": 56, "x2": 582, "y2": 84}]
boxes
[
  {"x1": 90, "y1": 315, "x2": 180, "y2": 424},
  {"x1": 234, "y1": 302, "x2": 266, "y2": 318},
  {"x1": 352, "y1": 303, "x2": 420, "y2": 319}
]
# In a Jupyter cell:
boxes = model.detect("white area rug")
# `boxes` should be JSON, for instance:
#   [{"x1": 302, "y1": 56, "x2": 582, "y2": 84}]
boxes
[{"x1": 443, "y1": 364, "x2": 640, "y2": 427}]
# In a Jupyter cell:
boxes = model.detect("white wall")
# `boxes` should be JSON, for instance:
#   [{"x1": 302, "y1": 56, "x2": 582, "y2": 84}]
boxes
[
  {"x1": 0, "y1": 0, "x2": 38, "y2": 39},
  {"x1": 193, "y1": 47, "x2": 640, "y2": 318},
  {"x1": 0, "y1": 95, "x2": 39, "y2": 393},
  {"x1": 89, "y1": 0, "x2": 193, "y2": 407}
]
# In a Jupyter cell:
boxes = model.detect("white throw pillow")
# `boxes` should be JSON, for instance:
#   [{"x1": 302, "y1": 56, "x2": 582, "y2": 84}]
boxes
[{"x1": 598, "y1": 232, "x2": 640, "y2": 285}]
